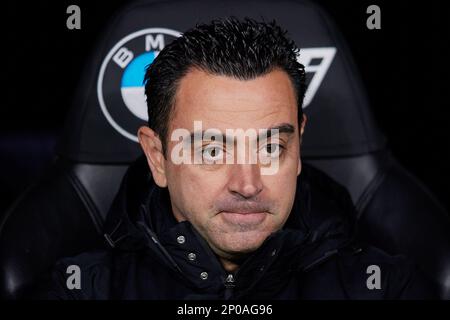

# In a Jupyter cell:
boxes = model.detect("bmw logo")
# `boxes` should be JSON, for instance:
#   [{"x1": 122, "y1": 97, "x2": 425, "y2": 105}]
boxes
[{"x1": 97, "y1": 28, "x2": 181, "y2": 142}]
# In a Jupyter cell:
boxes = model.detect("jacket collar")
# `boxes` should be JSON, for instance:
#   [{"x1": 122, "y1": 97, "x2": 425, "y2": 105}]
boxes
[{"x1": 103, "y1": 155, "x2": 356, "y2": 297}]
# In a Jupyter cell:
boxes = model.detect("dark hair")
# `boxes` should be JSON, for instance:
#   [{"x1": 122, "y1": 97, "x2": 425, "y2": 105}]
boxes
[{"x1": 144, "y1": 17, "x2": 306, "y2": 154}]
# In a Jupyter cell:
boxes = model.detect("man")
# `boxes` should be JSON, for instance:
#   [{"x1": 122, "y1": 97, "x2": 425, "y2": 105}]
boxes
[{"x1": 40, "y1": 17, "x2": 434, "y2": 299}]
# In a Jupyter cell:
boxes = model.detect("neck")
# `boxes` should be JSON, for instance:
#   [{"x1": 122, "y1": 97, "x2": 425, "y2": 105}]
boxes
[{"x1": 219, "y1": 256, "x2": 240, "y2": 273}]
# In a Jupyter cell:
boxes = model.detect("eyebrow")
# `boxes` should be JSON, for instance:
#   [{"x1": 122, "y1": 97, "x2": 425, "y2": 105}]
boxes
[{"x1": 188, "y1": 123, "x2": 295, "y2": 144}]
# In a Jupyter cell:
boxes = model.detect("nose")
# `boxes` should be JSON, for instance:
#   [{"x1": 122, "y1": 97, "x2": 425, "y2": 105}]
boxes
[{"x1": 227, "y1": 164, "x2": 263, "y2": 199}]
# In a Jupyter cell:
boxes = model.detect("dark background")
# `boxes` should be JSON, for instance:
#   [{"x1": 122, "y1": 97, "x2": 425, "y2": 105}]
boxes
[{"x1": 2, "y1": 0, "x2": 449, "y2": 214}]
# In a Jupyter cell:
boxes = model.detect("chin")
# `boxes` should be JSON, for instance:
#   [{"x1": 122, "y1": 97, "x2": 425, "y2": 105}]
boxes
[{"x1": 218, "y1": 230, "x2": 271, "y2": 255}]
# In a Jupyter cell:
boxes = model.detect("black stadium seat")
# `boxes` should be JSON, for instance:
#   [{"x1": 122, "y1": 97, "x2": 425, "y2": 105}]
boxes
[{"x1": 1, "y1": 0, "x2": 449, "y2": 299}]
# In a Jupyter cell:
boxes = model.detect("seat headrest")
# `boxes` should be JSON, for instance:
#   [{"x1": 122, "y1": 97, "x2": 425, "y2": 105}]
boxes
[{"x1": 57, "y1": 0, "x2": 385, "y2": 163}]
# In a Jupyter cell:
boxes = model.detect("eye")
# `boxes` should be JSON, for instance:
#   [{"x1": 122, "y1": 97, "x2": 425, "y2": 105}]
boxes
[
  {"x1": 202, "y1": 145, "x2": 224, "y2": 164},
  {"x1": 266, "y1": 144, "x2": 277, "y2": 154},
  {"x1": 260, "y1": 143, "x2": 283, "y2": 158}
]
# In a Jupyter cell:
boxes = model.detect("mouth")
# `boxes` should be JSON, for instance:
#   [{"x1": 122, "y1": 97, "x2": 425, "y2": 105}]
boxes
[{"x1": 219, "y1": 211, "x2": 268, "y2": 225}]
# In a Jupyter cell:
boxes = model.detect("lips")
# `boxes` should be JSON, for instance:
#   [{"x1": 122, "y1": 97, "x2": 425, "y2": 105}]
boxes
[{"x1": 219, "y1": 211, "x2": 268, "y2": 225}]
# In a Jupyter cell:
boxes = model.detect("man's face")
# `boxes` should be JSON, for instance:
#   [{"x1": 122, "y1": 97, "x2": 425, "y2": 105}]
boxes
[{"x1": 140, "y1": 68, "x2": 305, "y2": 262}]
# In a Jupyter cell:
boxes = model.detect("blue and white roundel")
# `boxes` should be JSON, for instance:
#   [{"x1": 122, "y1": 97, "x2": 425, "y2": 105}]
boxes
[
  {"x1": 97, "y1": 28, "x2": 181, "y2": 142},
  {"x1": 121, "y1": 52, "x2": 158, "y2": 120}
]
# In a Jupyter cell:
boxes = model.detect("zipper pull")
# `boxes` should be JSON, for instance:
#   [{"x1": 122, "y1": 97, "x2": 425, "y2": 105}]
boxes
[
  {"x1": 225, "y1": 274, "x2": 235, "y2": 287},
  {"x1": 224, "y1": 274, "x2": 235, "y2": 299}
]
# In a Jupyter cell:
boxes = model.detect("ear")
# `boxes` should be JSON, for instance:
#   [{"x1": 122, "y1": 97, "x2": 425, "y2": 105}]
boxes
[
  {"x1": 300, "y1": 113, "x2": 307, "y2": 138},
  {"x1": 138, "y1": 126, "x2": 168, "y2": 188},
  {"x1": 297, "y1": 114, "x2": 307, "y2": 176},
  {"x1": 297, "y1": 157, "x2": 302, "y2": 176}
]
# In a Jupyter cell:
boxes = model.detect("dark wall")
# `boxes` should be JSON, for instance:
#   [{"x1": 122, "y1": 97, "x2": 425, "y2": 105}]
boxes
[{"x1": 2, "y1": 0, "x2": 449, "y2": 213}]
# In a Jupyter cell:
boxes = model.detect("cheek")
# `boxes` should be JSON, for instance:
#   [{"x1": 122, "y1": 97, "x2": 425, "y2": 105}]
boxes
[
  {"x1": 265, "y1": 174, "x2": 296, "y2": 205},
  {"x1": 166, "y1": 164, "x2": 227, "y2": 214},
  {"x1": 264, "y1": 155, "x2": 299, "y2": 215}
]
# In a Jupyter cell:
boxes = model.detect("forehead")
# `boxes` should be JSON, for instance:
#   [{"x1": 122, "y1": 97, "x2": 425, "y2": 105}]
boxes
[{"x1": 170, "y1": 68, "x2": 298, "y2": 132}]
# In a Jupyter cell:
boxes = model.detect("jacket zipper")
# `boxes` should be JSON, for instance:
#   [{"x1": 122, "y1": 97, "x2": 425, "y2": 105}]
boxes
[{"x1": 224, "y1": 274, "x2": 236, "y2": 299}]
